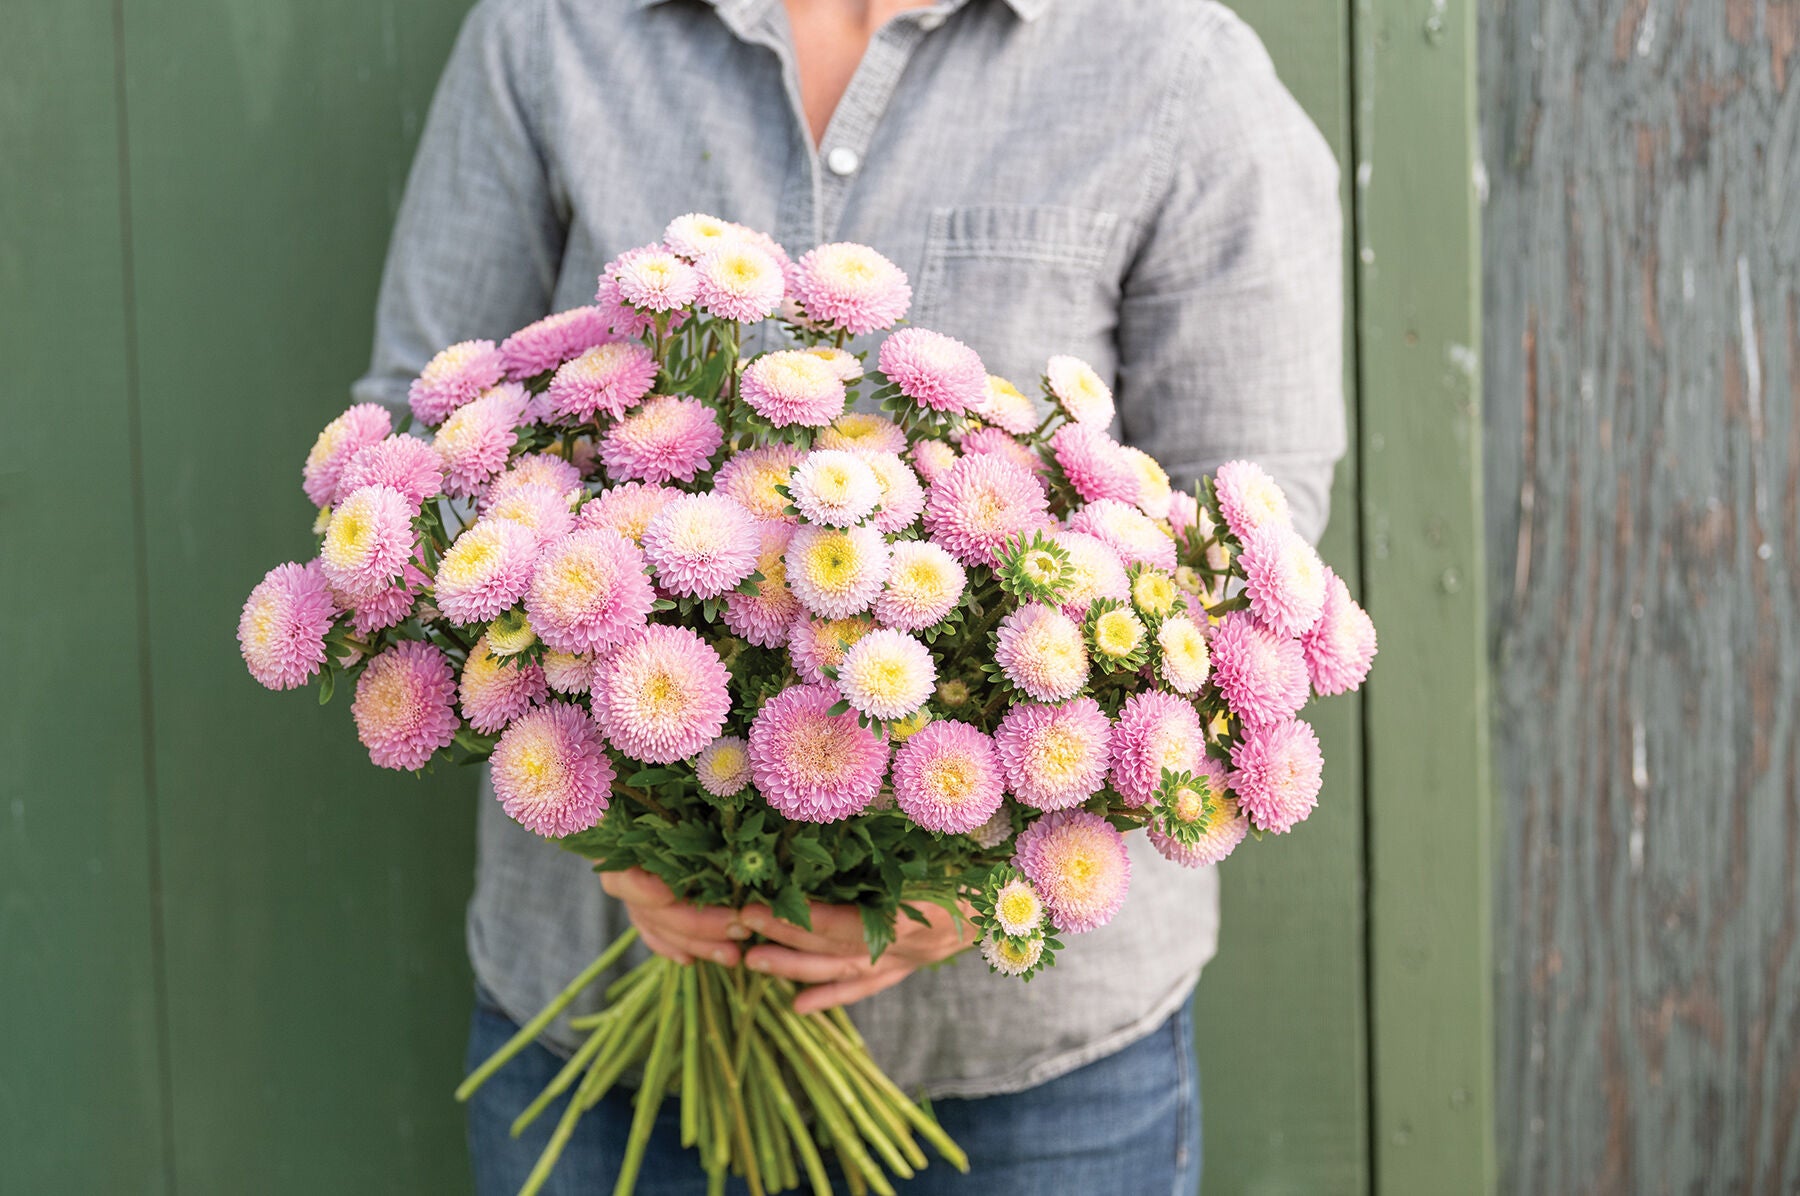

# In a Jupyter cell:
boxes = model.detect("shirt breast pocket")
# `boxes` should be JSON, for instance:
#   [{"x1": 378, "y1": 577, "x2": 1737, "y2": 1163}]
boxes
[{"x1": 908, "y1": 205, "x2": 1122, "y2": 386}]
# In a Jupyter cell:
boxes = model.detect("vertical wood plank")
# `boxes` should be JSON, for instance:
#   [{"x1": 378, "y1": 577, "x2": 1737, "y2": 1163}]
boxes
[
  {"x1": 1483, "y1": 0, "x2": 1800, "y2": 1191},
  {"x1": 118, "y1": 1, "x2": 479, "y2": 1190},
  {"x1": 1196, "y1": 3, "x2": 1370, "y2": 1192},
  {"x1": 0, "y1": 4, "x2": 172, "y2": 1191},
  {"x1": 1352, "y1": 0, "x2": 1496, "y2": 1190}
]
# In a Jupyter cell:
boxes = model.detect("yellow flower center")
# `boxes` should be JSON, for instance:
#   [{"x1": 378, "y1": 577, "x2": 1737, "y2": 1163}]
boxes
[
  {"x1": 997, "y1": 887, "x2": 1041, "y2": 927},
  {"x1": 1132, "y1": 571, "x2": 1176, "y2": 617},
  {"x1": 1022, "y1": 550, "x2": 1061, "y2": 585},
  {"x1": 803, "y1": 532, "x2": 858, "y2": 591},
  {"x1": 1034, "y1": 725, "x2": 1086, "y2": 783},
  {"x1": 1095, "y1": 609, "x2": 1145, "y2": 658},
  {"x1": 707, "y1": 744, "x2": 746, "y2": 778},
  {"x1": 926, "y1": 757, "x2": 976, "y2": 802},
  {"x1": 321, "y1": 506, "x2": 372, "y2": 569}
]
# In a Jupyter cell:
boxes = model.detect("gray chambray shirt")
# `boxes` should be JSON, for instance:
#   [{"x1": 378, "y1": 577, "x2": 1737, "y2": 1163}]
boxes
[{"x1": 353, "y1": 0, "x2": 1344, "y2": 1099}]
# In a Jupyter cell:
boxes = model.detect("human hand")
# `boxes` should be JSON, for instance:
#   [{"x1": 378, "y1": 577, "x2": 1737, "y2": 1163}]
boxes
[
  {"x1": 737, "y1": 899, "x2": 978, "y2": 1014},
  {"x1": 599, "y1": 867, "x2": 750, "y2": 967}
]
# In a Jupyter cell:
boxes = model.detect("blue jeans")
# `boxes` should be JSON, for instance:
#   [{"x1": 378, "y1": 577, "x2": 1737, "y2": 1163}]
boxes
[{"x1": 466, "y1": 989, "x2": 1202, "y2": 1195}]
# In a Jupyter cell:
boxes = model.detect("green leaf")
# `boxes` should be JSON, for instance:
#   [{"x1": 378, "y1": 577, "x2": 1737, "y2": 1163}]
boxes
[
  {"x1": 771, "y1": 884, "x2": 812, "y2": 932},
  {"x1": 860, "y1": 902, "x2": 897, "y2": 963},
  {"x1": 317, "y1": 668, "x2": 336, "y2": 706}
]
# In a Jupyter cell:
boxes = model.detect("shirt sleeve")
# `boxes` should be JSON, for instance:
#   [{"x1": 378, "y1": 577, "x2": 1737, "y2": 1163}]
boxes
[
  {"x1": 1114, "y1": 9, "x2": 1346, "y2": 546},
  {"x1": 351, "y1": 0, "x2": 565, "y2": 414}
]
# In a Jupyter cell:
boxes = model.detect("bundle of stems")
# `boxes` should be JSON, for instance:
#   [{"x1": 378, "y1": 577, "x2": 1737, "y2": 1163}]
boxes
[{"x1": 457, "y1": 929, "x2": 969, "y2": 1196}]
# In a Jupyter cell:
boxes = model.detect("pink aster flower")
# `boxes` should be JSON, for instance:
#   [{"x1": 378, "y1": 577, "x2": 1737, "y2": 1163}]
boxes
[
  {"x1": 599, "y1": 395, "x2": 722, "y2": 484},
  {"x1": 994, "y1": 602, "x2": 1089, "y2": 702},
  {"x1": 485, "y1": 481, "x2": 577, "y2": 547},
  {"x1": 612, "y1": 246, "x2": 700, "y2": 312},
  {"x1": 1120, "y1": 447, "x2": 1173, "y2": 520},
  {"x1": 641, "y1": 492, "x2": 761, "y2": 598},
  {"x1": 1044, "y1": 355, "x2": 1115, "y2": 427},
  {"x1": 924, "y1": 453, "x2": 1051, "y2": 568},
  {"x1": 723, "y1": 522, "x2": 801, "y2": 647},
  {"x1": 790, "y1": 450, "x2": 881, "y2": 527},
  {"x1": 787, "y1": 613, "x2": 876, "y2": 684},
  {"x1": 525, "y1": 528, "x2": 656, "y2": 654},
  {"x1": 336, "y1": 434, "x2": 443, "y2": 509},
  {"x1": 303, "y1": 403, "x2": 392, "y2": 507},
  {"x1": 486, "y1": 453, "x2": 583, "y2": 509},
  {"x1": 993, "y1": 698, "x2": 1112, "y2": 811},
  {"x1": 861, "y1": 451, "x2": 926, "y2": 534},
  {"x1": 974, "y1": 375, "x2": 1040, "y2": 436},
  {"x1": 238, "y1": 560, "x2": 337, "y2": 690},
  {"x1": 459, "y1": 630, "x2": 549, "y2": 734},
  {"x1": 546, "y1": 341, "x2": 659, "y2": 424},
  {"x1": 1239, "y1": 523, "x2": 1329, "y2": 638},
  {"x1": 499, "y1": 306, "x2": 616, "y2": 380},
  {"x1": 892, "y1": 720, "x2": 1005, "y2": 834},
  {"x1": 490, "y1": 701, "x2": 614, "y2": 837},
  {"x1": 959, "y1": 425, "x2": 1046, "y2": 479},
  {"x1": 785, "y1": 523, "x2": 889, "y2": 619},
  {"x1": 792, "y1": 242, "x2": 912, "y2": 335},
  {"x1": 593, "y1": 625, "x2": 732, "y2": 764},
  {"x1": 319, "y1": 484, "x2": 415, "y2": 601},
  {"x1": 1212, "y1": 459, "x2": 1293, "y2": 539},
  {"x1": 695, "y1": 735, "x2": 753, "y2": 798},
  {"x1": 1014, "y1": 809, "x2": 1131, "y2": 934},
  {"x1": 1230, "y1": 717, "x2": 1324, "y2": 834},
  {"x1": 1156, "y1": 614, "x2": 1212, "y2": 695},
  {"x1": 351, "y1": 640, "x2": 459, "y2": 770},
  {"x1": 1051, "y1": 424, "x2": 1140, "y2": 505},
  {"x1": 1149, "y1": 758, "x2": 1248, "y2": 867},
  {"x1": 837, "y1": 628, "x2": 936, "y2": 720},
  {"x1": 1168, "y1": 490, "x2": 1201, "y2": 539},
  {"x1": 434, "y1": 384, "x2": 528, "y2": 499},
  {"x1": 661, "y1": 213, "x2": 740, "y2": 260},
  {"x1": 818, "y1": 412, "x2": 907, "y2": 456},
  {"x1": 1052, "y1": 530, "x2": 1131, "y2": 618},
  {"x1": 740, "y1": 350, "x2": 848, "y2": 429},
  {"x1": 714, "y1": 443, "x2": 804, "y2": 524},
  {"x1": 800, "y1": 345, "x2": 863, "y2": 382},
  {"x1": 878, "y1": 327, "x2": 986, "y2": 414},
  {"x1": 408, "y1": 340, "x2": 505, "y2": 426},
  {"x1": 1109, "y1": 691, "x2": 1205, "y2": 807},
  {"x1": 542, "y1": 650, "x2": 593, "y2": 695},
  {"x1": 434, "y1": 518, "x2": 540, "y2": 625},
  {"x1": 1065, "y1": 498, "x2": 1177, "y2": 571},
  {"x1": 747, "y1": 683, "x2": 891, "y2": 822},
  {"x1": 874, "y1": 540, "x2": 965, "y2": 632},
  {"x1": 576, "y1": 480, "x2": 680, "y2": 546},
  {"x1": 695, "y1": 241, "x2": 786, "y2": 322},
  {"x1": 1209, "y1": 610, "x2": 1310, "y2": 727},
  {"x1": 910, "y1": 438, "x2": 959, "y2": 486},
  {"x1": 341, "y1": 560, "x2": 429, "y2": 636},
  {"x1": 1303, "y1": 569, "x2": 1378, "y2": 695}
]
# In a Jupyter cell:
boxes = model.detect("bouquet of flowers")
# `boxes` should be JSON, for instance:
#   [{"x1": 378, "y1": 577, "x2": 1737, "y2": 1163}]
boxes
[{"x1": 238, "y1": 214, "x2": 1376, "y2": 1196}]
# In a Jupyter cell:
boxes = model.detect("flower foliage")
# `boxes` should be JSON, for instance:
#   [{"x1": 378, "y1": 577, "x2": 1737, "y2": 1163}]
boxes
[{"x1": 240, "y1": 215, "x2": 1377, "y2": 975}]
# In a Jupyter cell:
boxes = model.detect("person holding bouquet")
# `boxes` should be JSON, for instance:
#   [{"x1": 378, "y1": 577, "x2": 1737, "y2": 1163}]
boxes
[{"x1": 350, "y1": 0, "x2": 1344, "y2": 1190}]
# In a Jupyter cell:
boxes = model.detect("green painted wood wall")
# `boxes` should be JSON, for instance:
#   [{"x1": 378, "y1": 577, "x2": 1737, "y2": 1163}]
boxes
[
  {"x1": 1, "y1": 2, "x2": 1490, "y2": 1193},
  {"x1": 1483, "y1": 0, "x2": 1800, "y2": 1191}
]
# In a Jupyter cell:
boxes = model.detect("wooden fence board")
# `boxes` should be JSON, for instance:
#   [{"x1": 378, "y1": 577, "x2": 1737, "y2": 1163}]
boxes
[
  {"x1": 1352, "y1": 0, "x2": 1497, "y2": 1191},
  {"x1": 118, "y1": 1, "x2": 478, "y2": 1189},
  {"x1": 1482, "y1": 0, "x2": 1800, "y2": 1190},
  {"x1": 1196, "y1": 3, "x2": 1370, "y2": 1193},
  {"x1": 0, "y1": 4, "x2": 173, "y2": 1191}
]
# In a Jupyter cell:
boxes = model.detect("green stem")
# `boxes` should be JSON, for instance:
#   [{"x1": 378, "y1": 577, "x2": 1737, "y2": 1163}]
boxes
[
  {"x1": 759, "y1": 1005, "x2": 913, "y2": 1183},
  {"x1": 747, "y1": 1034, "x2": 834, "y2": 1196},
  {"x1": 817, "y1": 1010, "x2": 968, "y2": 1173},
  {"x1": 698, "y1": 966, "x2": 764, "y2": 1196},
  {"x1": 614, "y1": 963, "x2": 683, "y2": 1196},
  {"x1": 456, "y1": 927, "x2": 639, "y2": 1102},
  {"x1": 680, "y1": 965, "x2": 701, "y2": 1149}
]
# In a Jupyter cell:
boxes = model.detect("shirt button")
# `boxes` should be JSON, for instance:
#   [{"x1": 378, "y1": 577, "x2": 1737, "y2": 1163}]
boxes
[{"x1": 826, "y1": 146, "x2": 860, "y2": 177}]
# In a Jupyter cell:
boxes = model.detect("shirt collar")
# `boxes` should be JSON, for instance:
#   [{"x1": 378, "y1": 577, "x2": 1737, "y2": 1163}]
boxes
[{"x1": 634, "y1": 0, "x2": 1053, "y2": 23}]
